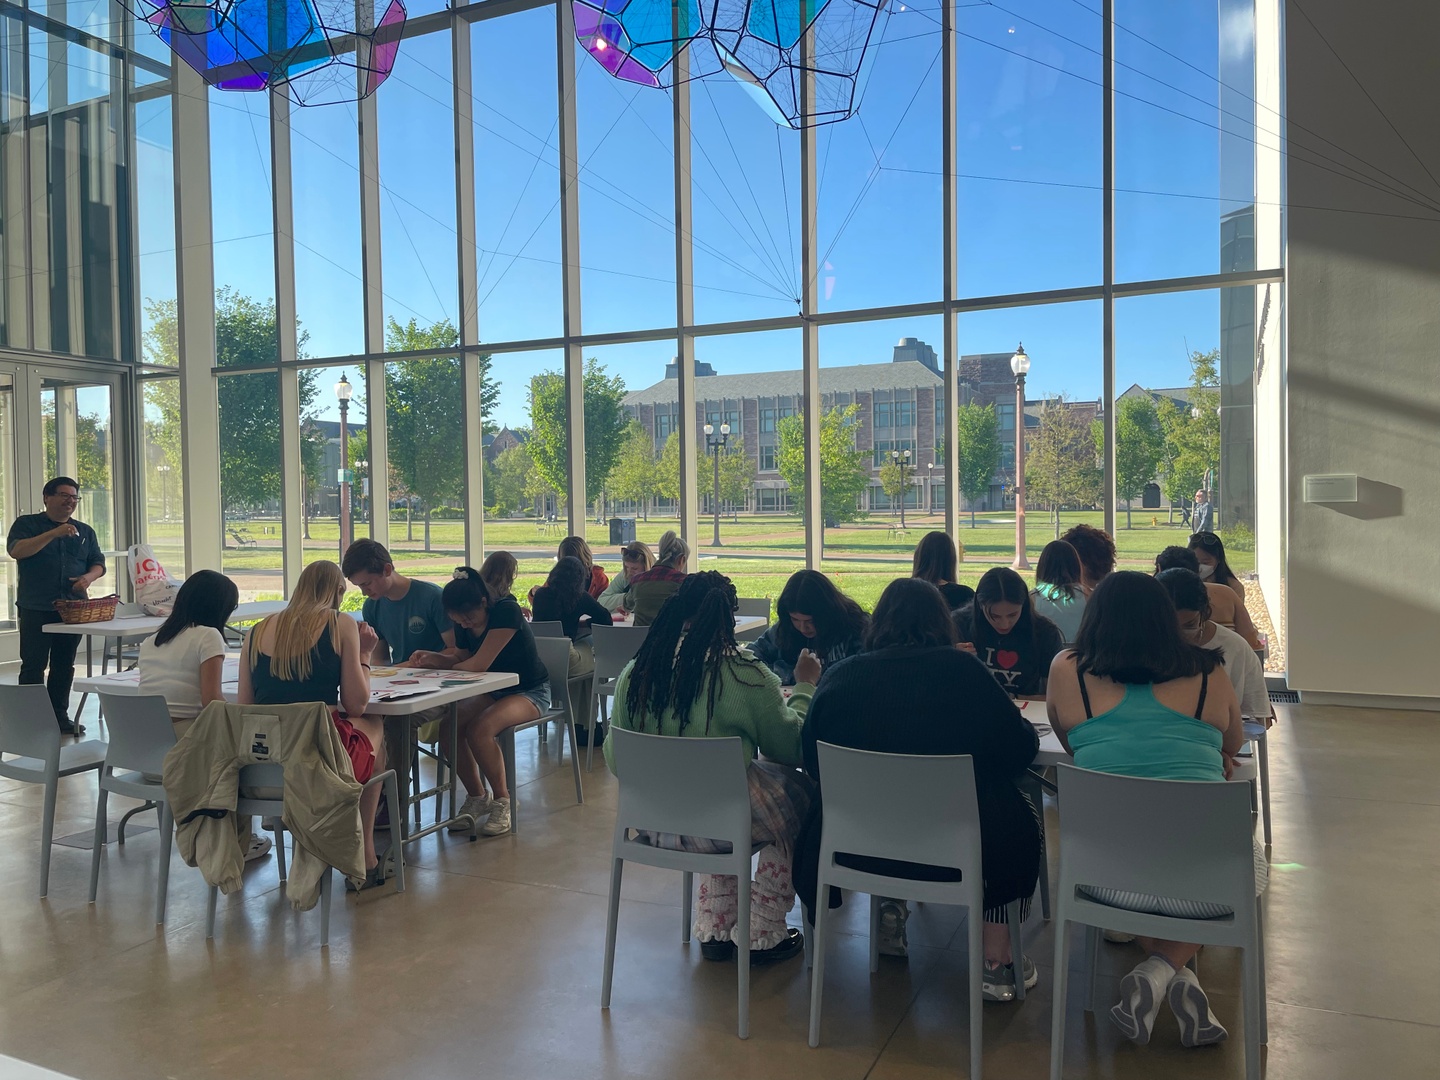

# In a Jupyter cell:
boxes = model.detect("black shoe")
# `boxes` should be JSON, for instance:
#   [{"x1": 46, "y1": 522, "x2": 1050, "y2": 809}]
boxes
[
  {"x1": 749, "y1": 928, "x2": 805, "y2": 966},
  {"x1": 57, "y1": 719, "x2": 84, "y2": 737},
  {"x1": 700, "y1": 938, "x2": 736, "y2": 962}
]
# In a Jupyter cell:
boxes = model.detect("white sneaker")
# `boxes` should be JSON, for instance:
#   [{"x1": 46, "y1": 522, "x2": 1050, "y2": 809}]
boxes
[
  {"x1": 1104, "y1": 929, "x2": 1137, "y2": 944},
  {"x1": 480, "y1": 797, "x2": 512, "y2": 837},
  {"x1": 1167, "y1": 965, "x2": 1229, "y2": 1047},
  {"x1": 1110, "y1": 956, "x2": 1173, "y2": 1045},
  {"x1": 449, "y1": 794, "x2": 493, "y2": 833},
  {"x1": 877, "y1": 899, "x2": 909, "y2": 957},
  {"x1": 243, "y1": 834, "x2": 273, "y2": 863}
]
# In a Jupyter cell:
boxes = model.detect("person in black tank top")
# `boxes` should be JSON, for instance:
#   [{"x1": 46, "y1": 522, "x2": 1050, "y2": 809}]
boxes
[{"x1": 237, "y1": 561, "x2": 391, "y2": 886}]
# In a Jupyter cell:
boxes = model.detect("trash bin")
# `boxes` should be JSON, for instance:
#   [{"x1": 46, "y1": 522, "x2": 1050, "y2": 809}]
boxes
[{"x1": 608, "y1": 517, "x2": 636, "y2": 545}]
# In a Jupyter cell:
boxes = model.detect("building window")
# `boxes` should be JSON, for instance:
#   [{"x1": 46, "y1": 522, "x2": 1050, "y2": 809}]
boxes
[
  {"x1": 759, "y1": 445, "x2": 776, "y2": 471},
  {"x1": 895, "y1": 400, "x2": 914, "y2": 428},
  {"x1": 873, "y1": 401, "x2": 892, "y2": 429},
  {"x1": 935, "y1": 396, "x2": 945, "y2": 430},
  {"x1": 760, "y1": 407, "x2": 776, "y2": 433},
  {"x1": 998, "y1": 402, "x2": 1015, "y2": 432},
  {"x1": 656, "y1": 410, "x2": 677, "y2": 444},
  {"x1": 873, "y1": 438, "x2": 915, "y2": 468}
]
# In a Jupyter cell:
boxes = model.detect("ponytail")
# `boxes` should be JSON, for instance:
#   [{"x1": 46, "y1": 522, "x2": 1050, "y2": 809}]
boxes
[
  {"x1": 656, "y1": 529, "x2": 689, "y2": 569},
  {"x1": 442, "y1": 565, "x2": 493, "y2": 615}
]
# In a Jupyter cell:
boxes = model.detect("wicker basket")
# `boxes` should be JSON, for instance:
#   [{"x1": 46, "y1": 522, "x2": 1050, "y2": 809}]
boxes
[{"x1": 53, "y1": 594, "x2": 120, "y2": 624}]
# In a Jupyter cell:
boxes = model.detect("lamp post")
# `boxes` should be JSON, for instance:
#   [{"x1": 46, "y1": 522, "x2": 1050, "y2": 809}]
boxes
[
  {"x1": 927, "y1": 461, "x2": 934, "y2": 515},
  {"x1": 335, "y1": 373, "x2": 353, "y2": 556},
  {"x1": 1010, "y1": 343, "x2": 1031, "y2": 570},
  {"x1": 890, "y1": 447, "x2": 912, "y2": 528},
  {"x1": 156, "y1": 463, "x2": 171, "y2": 521},
  {"x1": 356, "y1": 459, "x2": 368, "y2": 528},
  {"x1": 704, "y1": 421, "x2": 731, "y2": 547}
]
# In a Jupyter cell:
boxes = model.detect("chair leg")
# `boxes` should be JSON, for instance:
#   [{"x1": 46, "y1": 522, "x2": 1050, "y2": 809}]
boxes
[
  {"x1": 39, "y1": 778, "x2": 59, "y2": 899},
  {"x1": 319, "y1": 866, "x2": 332, "y2": 948},
  {"x1": 968, "y1": 901, "x2": 984, "y2": 1080},
  {"x1": 88, "y1": 783, "x2": 109, "y2": 903},
  {"x1": 682, "y1": 871, "x2": 693, "y2": 943},
  {"x1": 736, "y1": 866, "x2": 751, "y2": 1040},
  {"x1": 600, "y1": 857, "x2": 624, "y2": 1008},
  {"x1": 1049, "y1": 918, "x2": 1071, "y2": 1080},
  {"x1": 272, "y1": 821, "x2": 287, "y2": 882},
  {"x1": 868, "y1": 894, "x2": 881, "y2": 974},
  {"x1": 566, "y1": 714, "x2": 585, "y2": 805},
  {"x1": 1008, "y1": 900, "x2": 1026, "y2": 1001},
  {"x1": 502, "y1": 729, "x2": 518, "y2": 834},
  {"x1": 410, "y1": 745, "x2": 422, "y2": 826},
  {"x1": 1084, "y1": 924, "x2": 1101, "y2": 1013},
  {"x1": 385, "y1": 774, "x2": 406, "y2": 893},
  {"x1": 588, "y1": 695, "x2": 607, "y2": 772},
  {"x1": 206, "y1": 884, "x2": 219, "y2": 939},
  {"x1": 808, "y1": 886, "x2": 829, "y2": 1047},
  {"x1": 1256, "y1": 901, "x2": 1268, "y2": 1044},
  {"x1": 1258, "y1": 737, "x2": 1273, "y2": 847},
  {"x1": 155, "y1": 802, "x2": 174, "y2": 924}
]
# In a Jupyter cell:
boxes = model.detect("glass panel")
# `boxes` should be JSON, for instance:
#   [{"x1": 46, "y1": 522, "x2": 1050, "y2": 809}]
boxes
[
  {"x1": 293, "y1": 103, "x2": 364, "y2": 359},
  {"x1": 210, "y1": 90, "x2": 276, "y2": 360},
  {"x1": 816, "y1": 4, "x2": 943, "y2": 312},
  {"x1": 385, "y1": 347, "x2": 466, "y2": 578},
  {"x1": 39, "y1": 378, "x2": 118, "y2": 597},
  {"x1": 481, "y1": 346, "x2": 563, "y2": 600},
  {"x1": 1115, "y1": 0, "x2": 1254, "y2": 282},
  {"x1": 958, "y1": 300, "x2": 1102, "y2": 569},
  {"x1": 682, "y1": 329, "x2": 805, "y2": 601},
  {"x1": 0, "y1": 372, "x2": 17, "y2": 628},
  {"x1": 142, "y1": 377, "x2": 183, "y2": 576},
  {"x1": 134, "y1": 91, "x2": 176, "y2": 364},
  {"x1": 957, "y1": 1, "x2": 1102, "y2": 295},
  {"x1": 818, "y1": 316, "x2": 943, "y2": 606},
  {"x1": 378, "y1": 27, "x2": 459, "y2": 336},
  {"x1": 576, "y1": 47, "x2": 675, "y2": 333},
  {"x1": 298, "y1": 365, "x2": 368, "y2": 569},
  {"x1": 686, "y1": 61, "x2": 799, "y2": 324},
  {"x1": 218, "y1": 371, "x2": 285, "y2": 602},
  {"x1": 0, "y1": 10, "x2": 25, "y2": 346},
  {"x1": 472, "y1": 5, "x2": 562, "y2": 342}
]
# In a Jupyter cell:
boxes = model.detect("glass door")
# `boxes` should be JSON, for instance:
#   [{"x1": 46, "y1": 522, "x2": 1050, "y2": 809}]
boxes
[
  {"x1": 38, "y1": 375, "x2": 121, "y2": 599},
  {"x1": 0, "y1": 367, "x2": 27, "y2": 635}
]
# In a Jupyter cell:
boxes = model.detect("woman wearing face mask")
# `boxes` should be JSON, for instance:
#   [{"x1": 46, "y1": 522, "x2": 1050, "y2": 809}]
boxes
[
  {"x1": 1156, "y1": 545, "x2": 1262, "y2": 649},
  {"x1": 749, "y1": 570, "x2": 868, "y2": 686},
  {"x1": 1155, "y1": 568, "x2": 1271, "y2": 720},
  {"x1": 954, "y1": 567, "x2": 1063, "y2": 697}
]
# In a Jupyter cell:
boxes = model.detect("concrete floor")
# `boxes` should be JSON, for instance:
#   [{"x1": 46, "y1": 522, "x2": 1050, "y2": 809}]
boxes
[{"x1": 0, "y1": 698, "x2": 1435, "y2": 1080}]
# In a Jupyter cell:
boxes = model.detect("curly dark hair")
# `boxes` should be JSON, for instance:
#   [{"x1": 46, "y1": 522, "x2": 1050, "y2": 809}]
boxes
[
  {"x1": 1060, "y1": 523, "x2": 1117, "y2": 584},
  {"x1": 1155, "y1": 545, "x2": 1200, "y2": 574},
  {"x1": 539, "y1": 555, "x2": 589, "y2": 612},
  {"x1": 623, "y1": 571, "x2": 760, "y2": 734}
]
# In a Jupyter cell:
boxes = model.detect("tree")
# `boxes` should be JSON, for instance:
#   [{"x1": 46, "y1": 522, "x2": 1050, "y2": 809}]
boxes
[
  {"x1": 1026, "y1": 395, "x2": 1102, "y2": 538},
  {"x1": 385, "y1": 318, "x2": 465, "y2": 551},
  {"x1": 1107, "y1": 396, "x2": 1164, "y2": 529},
  {"x1": 656, "y1": 431, "x2": 681, "y2": 507},
  {"x1": 490, "y1": 443, "x2": 536, "y2": 516},
  {"x1": 607, "y1": 421, "x2": 660, "y2": 521},
  {"x1": 709, "y1": 443, "x2": 756, "y2": 525},
  {"x1": 877, "y1": 457, "x2": 913, "y2": 520},
  {"x1": 527, "y1": 358, "x2": 628, "y2": 506},
  {"x1": 1157, "y1": 348, "x2": 1221, "y2": 510},
  {"x1": 42, "y1": 400, "x2": 110, "y2": 492},
  {"x1": 953, "y1": 402, "x2": 1001, "y2": 527},
  {"x1": 776, "y1": 405, "x2": 869, "y2": 542}
]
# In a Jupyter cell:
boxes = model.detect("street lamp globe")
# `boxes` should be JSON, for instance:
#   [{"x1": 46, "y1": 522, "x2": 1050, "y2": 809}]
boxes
[
  {"x1": 891, "y1": 449, "x2": 900, "y2": 462},
  {"x1": 334, "y1": 373, "x2": 353, "y2": 403},
  {"x1": 902, "y1": 448, "x2": 911, "y2": 463},
  {"x1": 704, "y1": 423, "x2": 714, "y2": 436},
  {"x1": 1010, "y1": 343, "x2": 1030, "y2": 378},
  {"x1": 720, "y1": 422, "x2": 731, "y2": 437}
]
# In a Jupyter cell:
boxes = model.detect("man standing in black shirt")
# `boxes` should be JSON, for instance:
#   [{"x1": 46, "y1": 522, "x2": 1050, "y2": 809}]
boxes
[{"x1": 6, "y1": 476, "x2": 106, "y2": 735}]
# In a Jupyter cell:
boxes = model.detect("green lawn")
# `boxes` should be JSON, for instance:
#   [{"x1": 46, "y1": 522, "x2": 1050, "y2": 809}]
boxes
[{"x1": 181, "y1": 509, "x2": 1252, "y2": 613}]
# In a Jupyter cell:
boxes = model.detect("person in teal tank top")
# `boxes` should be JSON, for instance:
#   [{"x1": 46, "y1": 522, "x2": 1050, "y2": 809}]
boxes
[{"x1": 1047, "y1": 572, "x2": 1245, "y2": 1052}]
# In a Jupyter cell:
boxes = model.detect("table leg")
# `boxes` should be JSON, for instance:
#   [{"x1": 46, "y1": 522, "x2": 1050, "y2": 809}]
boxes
[{"x1": 449, "y1": 701, "x2": 459, "y2": 825}]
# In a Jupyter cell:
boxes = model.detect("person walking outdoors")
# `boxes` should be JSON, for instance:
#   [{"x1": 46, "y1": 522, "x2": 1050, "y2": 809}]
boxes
[{"x1": 6, "y1": 476, "x2": 105, "y2": 736}]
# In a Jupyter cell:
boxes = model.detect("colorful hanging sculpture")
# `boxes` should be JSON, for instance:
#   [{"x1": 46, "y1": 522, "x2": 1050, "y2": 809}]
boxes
[
  {"x1": 126, "y1": 0, "x2": 407, "y2": 105},
  {"x1": 572, "y1": 0, "x2": 889, "y2": 127}
]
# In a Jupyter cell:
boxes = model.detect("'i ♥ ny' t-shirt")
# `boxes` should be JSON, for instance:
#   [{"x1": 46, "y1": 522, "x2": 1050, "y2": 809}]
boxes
[{"x1": 952, "y1": 607, "x2": 1065, "y2": 697}]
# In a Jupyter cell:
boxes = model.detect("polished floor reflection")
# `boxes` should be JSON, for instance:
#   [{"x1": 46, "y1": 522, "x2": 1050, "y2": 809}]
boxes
[{"x1": 0, "y1": 697, "x2": 1435, "y2": 1079}]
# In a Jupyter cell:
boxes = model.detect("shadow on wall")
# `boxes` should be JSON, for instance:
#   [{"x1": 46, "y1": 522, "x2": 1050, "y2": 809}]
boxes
[{"x1": 1328, "y1": 479, "x2": 1405, "y2": 521}]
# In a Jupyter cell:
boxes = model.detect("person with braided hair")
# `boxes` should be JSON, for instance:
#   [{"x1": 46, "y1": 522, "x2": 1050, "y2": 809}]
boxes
[{"x1": 604, "y1": 570, "x2": 818, "y2": 965}]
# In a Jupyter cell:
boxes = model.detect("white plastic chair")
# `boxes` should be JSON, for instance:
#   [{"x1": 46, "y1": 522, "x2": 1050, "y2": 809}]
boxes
[
  {"x1": 0, "y1": 684, "x2": 108, "y2": 898},
  {"x1": 205, "y1": 760, "x2": 406, "y2": 948},
  {"x1": 89, "y1": 694, "x2": 177, "y2": 923},
  {"x1": 1048, "y1": 764, "x2": 1265, "y2": 1080},
  {"x1": 528, "y1": 620, "x2": 565, "y2": 638},
  {"x1": 734, "y1": 597, "x2": 770, "y2": 644},
  {"x1": 809, "y1": 744, "x2": 1013, "y2": 1078},
  {"x1": 487, "y1": 635, "x2": 585, "y2": 838},
  {"x1": 600, "y1": 728, "x2": 759, "y2": 1039},
  {"x1": 586, "y1": 624, "x2": 649, "y2": 770}
]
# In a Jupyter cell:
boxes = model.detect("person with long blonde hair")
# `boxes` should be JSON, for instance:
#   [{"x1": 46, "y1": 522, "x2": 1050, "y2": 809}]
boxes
[
  {"x1": 237, "y1": 561, "x2": 391, "y2": 888},
  {"x1": 558, "y1": 534, "x2": 609, "y2": 598},
  {"x1": 597, "y1": 540, "x2": 654, "y2": 614},
  {"x1": 624, "y1": 530, "x2": 689, "y2": 626}
]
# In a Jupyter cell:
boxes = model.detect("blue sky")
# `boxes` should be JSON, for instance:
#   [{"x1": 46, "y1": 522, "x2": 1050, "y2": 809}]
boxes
[{"x1": 133, "y1": 0, "x2": 1259, "y2": 429}]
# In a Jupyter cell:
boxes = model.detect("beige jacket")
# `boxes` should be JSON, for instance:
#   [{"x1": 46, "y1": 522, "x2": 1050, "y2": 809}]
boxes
[{"x1": 162, "y1": 701, "x2": 365, "y2": 908}]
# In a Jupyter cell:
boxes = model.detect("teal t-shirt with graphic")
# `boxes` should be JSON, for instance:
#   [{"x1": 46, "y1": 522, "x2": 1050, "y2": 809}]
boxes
[{"x1": 362, "y1": 579, "x2": 452, "y2": 663}]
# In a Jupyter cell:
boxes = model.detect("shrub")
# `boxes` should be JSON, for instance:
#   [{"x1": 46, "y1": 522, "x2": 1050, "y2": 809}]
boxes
[{"x1": 1222, "y1": 521, "x2": 1255, "y2": 552}]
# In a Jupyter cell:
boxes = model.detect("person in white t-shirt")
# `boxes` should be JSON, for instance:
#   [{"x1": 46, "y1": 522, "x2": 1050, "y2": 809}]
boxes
[{"x1": 1156, "y1": 568, "x2": 1271, "y2": 719}]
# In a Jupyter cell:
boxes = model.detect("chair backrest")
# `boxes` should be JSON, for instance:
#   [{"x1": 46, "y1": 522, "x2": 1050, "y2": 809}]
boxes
[
  {"x1": 97, "y1": 694, "x2": 176, "y2": 776},
  {"x1": 1055, "y1": 764, "x2": 1255, "y2": 911},
  {"x1": 815, "y1": 742, "x2": 981, "y2": 871},
  {"x1": 533, "y1": 635, "x2": 574, "y2": 714},
  {"x1": 608, "y1": 727, "x2": 751, "y2": 847},
  {"x1": 0, "y1": 684, "x2": 61, "y2": 763},
  {"x1": 590, "y1": 624, "x2": 649, "y2": 681},
  {"x1": 529, "y1": 620, "x2": 565, "y2": 638},
  {"x1": 735, "y1": 597, "x2": 770, "y2": 622}
]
